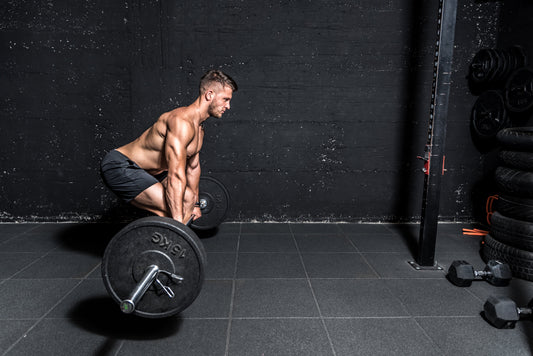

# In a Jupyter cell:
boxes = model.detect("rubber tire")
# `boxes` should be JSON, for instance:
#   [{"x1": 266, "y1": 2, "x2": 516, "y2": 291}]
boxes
[
  {"x1": 496, "y1": 194, "x2": 533, "y2": 223},
  {"x1": 499, "y1": 151, "x2": 533, "y2": 171},
  {"x1": 495, "y1": 166, "x2": 533, "y2": 198},
  {"x1": 482, "y1": 234, "x2": 533, "y2": 281},
  {"x1": 497, "y1": 127, "x2": 533, "y2": 151},
  {"x1": 490, "y1": 211, "x2": 533, "y2": 252}
]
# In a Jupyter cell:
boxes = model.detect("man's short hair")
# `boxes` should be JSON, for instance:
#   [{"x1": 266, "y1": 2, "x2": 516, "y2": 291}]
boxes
[{"x1": 200, "y1": 69, "x2": 238, "y2": 94}]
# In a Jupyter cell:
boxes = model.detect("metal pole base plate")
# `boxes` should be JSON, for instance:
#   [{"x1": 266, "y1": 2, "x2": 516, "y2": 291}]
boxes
[{"x1": 407, "y1": 260, "x2": 444, "y2": 271}]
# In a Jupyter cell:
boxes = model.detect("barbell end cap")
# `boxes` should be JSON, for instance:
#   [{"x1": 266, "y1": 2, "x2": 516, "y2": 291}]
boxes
[{"x1": 120, "y1": 300, "x2": 135, "y2": 314}]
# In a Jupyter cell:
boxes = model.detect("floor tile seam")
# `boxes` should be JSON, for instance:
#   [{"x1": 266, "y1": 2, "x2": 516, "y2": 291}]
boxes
[
  {"x1": 239, "y1": 232, "x2": 293, "y2": 235},
  {"x1": 413, "y1": 315, "x2": 483, "y2": 319},
  {"x1": 227, "y1": 277, "x2": 450, "y2": 281},
  {"x1": 6, "y1": 248, "x2": 59, "y2": 280},
  {"x1": 205, "y1": 251, "x2": 238, "y2": 255},
  {"x1": 223, "y1": 316, "x2": 325, "y2": 320},
  {"x1": 293, "y1": 242, "x2": 338, "y2": 356},
  {"x1": 7, "y1": 277, "x2": 90, "y2": 281},
  {"x1": 237, "y1": 251, "x2": 366, "y2": 254},
  {"x1": 0, "y1": 235, "x2": 24, "y2": 247},
  {"x1": 462, "y1": 286, "x2": 485, "y2": 303},
  {"x1": 0, "y1": 318, "x2": 42, "y2": 321},
  {"x1": 224, "y1": 227, "x2": 241, "y2": 356},
  {"x1": 0, "y1": 229, "x2": 59, "y2": 249},
  {"x1": 1, "y1": 278, "x2": 85, "y2": 356},
  {"x1": 16, "y1": 249, "x2": 103, "y2": 256},
  {"x1": 85, "y1": 263, "x2": 102, "y2": 280},
  {"x1": 20, "y1": 224, "x2": 43, "y2": 235},
  {"x1": 410, "y1": 316, "x2": 446, "y2": 354},
  {"x1": 354, "y1": 250, "x2": 382, "y2": 278},
  {"x1": 379, "y1": 278, "x2": 415, "y2": 317},
  {"x1": 220, "y1": 316, "x2": 431, "y2": 321},
  {"x1": 40, "y1": 316, "x2": 232, "y2": 321}
]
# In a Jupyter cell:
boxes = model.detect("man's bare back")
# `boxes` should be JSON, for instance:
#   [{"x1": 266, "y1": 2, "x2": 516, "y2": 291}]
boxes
[
  {"x1": 100, "y1": 70, "x2": 237, "y2": 224},
  {"x1": 116, "y1": 107, "x2": 204, "y2": 175}
]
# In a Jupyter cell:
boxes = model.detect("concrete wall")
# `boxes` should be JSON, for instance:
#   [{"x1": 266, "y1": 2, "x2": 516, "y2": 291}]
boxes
[{"x1": 1, "y1": 0, "x2": 509, "y2": 222}]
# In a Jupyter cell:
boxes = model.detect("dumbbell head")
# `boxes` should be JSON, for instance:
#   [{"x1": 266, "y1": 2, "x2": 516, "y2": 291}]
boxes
[
  {"x1": 484, "y1": 296, "x2": 520, "y2": 329},
  {"x1": 447, "y1": 260, "x2": 475, "y2": 287},
  {"x1": 484, "y1": 260, "x2": 512, "y2": 286}
]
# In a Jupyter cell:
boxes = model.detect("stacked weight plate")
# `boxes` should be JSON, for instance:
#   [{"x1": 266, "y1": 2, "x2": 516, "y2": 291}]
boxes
[
  {"x1": 469, "y1": 47, "x2": 527, "y2": 88},
  {"x1": 483, "y1": 127, "x2": 533, "y2": 281},
  {"x1": 469, "y1": 47, "x2": 530, "y2": 139}
]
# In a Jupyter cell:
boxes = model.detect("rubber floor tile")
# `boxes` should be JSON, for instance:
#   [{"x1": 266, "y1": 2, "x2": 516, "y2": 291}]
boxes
[
  {"x1": 232, "y1": 279, "x2": 319, "y2": 317},
  {"x1": 118, "y1": 319, "x2": 228, "y2": 356},
  {"x1": 417, "y1": 316, "x2": 533, "y2": 356},
  {"x1": 325, "y1": 317, "x2": 441, "y2": 356},
  {"x1": 228, "y1": 318, "x2": 334, "y2": 356}
]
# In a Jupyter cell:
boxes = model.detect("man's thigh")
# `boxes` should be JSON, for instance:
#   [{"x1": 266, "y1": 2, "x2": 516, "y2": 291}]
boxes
[{"x1": 130, "y1": 182, "x2": 169, "y2": 217}]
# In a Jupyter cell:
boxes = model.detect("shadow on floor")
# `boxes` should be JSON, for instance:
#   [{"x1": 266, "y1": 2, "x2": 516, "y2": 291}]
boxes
[
  {"x1": 56, "y1": 223, "x2": 127, "y2": 256},
  {"x1": 387, "y1": 223, "x2": 420, "y2": 258},
  {"x1": 69, "y1": 297, "x2": 182, "y2": 340}
]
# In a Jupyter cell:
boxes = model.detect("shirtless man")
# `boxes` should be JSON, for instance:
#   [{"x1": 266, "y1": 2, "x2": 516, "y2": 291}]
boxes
[{"x1": 100, "y1": 70, "x2": 238, "y2": 224}]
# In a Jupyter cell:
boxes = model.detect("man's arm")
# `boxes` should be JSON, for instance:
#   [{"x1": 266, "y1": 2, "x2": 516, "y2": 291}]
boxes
[
  {"x1": 187, "y1": 152, "x2": 201, "y2": 203},
  {"x1": 165, "y1": 119, "x2": 194, "y2": 222}
]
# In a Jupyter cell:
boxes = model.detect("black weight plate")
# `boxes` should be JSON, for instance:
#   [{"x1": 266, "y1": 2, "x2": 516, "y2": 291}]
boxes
[
  {"x1": 509, "y1": 46, "x2": 527, "y2": 68},
  {"x1": 471, "y1": 90, "x2": 509, "y2": 138},
  {"x1": 102, "y1": 217, "x2": 207, "y2": 318},
  {"x1": 505, "y1": 67, "x2": 533, "y2": 113},
  {"x1": 191, "y1": 176, "x2": 230, "y2": 230},
  {"x1": 470, "y1": 49, "x2": 493, "y2": 83}
]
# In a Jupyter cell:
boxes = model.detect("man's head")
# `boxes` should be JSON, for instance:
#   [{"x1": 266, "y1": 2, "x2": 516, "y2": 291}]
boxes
[{"x1": 200, "y1": 70, "x2": 238, "y2": 118}]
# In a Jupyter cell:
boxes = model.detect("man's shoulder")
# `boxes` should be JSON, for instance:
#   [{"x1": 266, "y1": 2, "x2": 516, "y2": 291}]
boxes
[
  {"x1": 166, "y1": 106, "x2": 194, "y2": 123},
  {"x1": 164, "y1": 108, "x2": 195, "y2": 138}
]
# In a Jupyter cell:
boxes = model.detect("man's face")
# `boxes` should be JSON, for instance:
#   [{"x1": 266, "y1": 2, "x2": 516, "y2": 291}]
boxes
[{"x1": 208, "y1": 85, "x2": 233, "y2": 118}]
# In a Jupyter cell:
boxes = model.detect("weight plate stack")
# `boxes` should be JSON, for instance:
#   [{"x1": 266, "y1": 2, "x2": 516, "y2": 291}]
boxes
[{"x1": 469, "y1": 47, "x2": 527, "y2": 90}]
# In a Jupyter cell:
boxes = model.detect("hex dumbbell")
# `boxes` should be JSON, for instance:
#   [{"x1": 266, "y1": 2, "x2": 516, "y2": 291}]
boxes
[
  {"x1": 483, "y1": 295, "x2": 533, "y2": 328},
  {"x1": 446, "y1": 260, "x2": 511, "y2": 287}
]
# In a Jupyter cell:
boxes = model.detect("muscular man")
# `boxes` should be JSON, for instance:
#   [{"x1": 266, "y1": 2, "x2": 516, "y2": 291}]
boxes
[{"x1": 100, "y1": 70, "x2": 238, "y2": 224}]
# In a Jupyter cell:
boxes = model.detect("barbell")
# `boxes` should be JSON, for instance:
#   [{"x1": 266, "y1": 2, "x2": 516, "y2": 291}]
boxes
[{"x1": 101, "y1": 176, "x2": 229, "y2": 318}]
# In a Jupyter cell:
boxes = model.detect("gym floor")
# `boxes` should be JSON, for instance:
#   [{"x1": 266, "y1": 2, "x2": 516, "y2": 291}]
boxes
[{"x1": 1, "y1": 222, "x2": 532, "y2": 356}]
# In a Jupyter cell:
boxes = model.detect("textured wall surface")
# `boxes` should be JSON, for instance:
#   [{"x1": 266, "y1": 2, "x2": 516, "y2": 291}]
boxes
[{"x1": 0, "y1": 0, "x2": 510, "y2": 222}]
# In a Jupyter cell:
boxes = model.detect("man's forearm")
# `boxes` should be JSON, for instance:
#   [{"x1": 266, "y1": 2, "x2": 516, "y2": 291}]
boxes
[
  {"x1": 187, "y1": 164, "x2": 201, "y2": 202},
  {"x1": 166, "y1": 175, "x2": 186, "y2": 221}
]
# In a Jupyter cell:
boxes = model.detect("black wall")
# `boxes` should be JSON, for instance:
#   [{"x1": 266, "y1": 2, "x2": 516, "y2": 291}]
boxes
[{"x1": 0, "y1": 1, "x2": 513, "y2": 222}]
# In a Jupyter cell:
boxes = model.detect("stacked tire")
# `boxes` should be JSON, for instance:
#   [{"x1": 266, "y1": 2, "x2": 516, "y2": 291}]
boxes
[{"x1": 483, "y1": 127, "x2": 533, "y2": 281}]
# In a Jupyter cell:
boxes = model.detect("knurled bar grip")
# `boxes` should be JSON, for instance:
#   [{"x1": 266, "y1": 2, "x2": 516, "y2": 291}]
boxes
[
  {"x1": 120, "y1": 265, "x2": 160, "y2": 314},
  {"x1": 186, "y1": 214, "x2": 196, "y2": 226}
]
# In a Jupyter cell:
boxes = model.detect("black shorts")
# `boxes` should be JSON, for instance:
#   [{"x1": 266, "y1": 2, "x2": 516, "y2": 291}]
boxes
[{"x1": 100, "y1": 150, "x2": 167, "y2": 203}]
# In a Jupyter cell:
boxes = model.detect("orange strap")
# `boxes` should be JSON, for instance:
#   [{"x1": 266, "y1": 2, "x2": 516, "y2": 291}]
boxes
[
  {"x1": 485, "y1": 195, "x2": 499, "y2": 225},
  {"x1": 462, "y1": 228, "x2": 489, "y2": 236}
]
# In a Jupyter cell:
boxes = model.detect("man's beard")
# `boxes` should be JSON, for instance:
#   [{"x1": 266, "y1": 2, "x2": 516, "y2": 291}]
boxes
[{"x1": 208, "y1": 102, "x2": 223, "y2": 118}]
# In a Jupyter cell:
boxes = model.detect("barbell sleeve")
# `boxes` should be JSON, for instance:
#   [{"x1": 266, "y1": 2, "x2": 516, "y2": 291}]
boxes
[{"x1": 120, "y1": 265, "x2": 160, "y2": 314}]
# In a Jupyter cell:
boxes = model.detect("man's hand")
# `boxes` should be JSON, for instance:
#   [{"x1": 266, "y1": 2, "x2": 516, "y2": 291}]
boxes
[{"x1": 192, "y1": 206, "x2": 202, "y2": 221}]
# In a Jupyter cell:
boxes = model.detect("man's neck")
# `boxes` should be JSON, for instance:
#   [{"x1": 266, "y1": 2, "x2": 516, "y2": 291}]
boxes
[{"x1": 189, "y1": 97, "x2": 210, "y2": 125}]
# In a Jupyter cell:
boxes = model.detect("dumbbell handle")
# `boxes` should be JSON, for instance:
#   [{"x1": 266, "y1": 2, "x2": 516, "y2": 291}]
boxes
[
  {"x1": 474, "y1": 270, "x2": 492, "y2": 278},
  {"x1": 518, "y1": 307, "x2": 533, "y2": 317},
  {"x1": 120, "y1": 265, "x2": 160, "y2": 314}
]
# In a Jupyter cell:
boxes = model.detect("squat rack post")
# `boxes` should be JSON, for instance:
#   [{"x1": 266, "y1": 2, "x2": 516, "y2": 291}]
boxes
[{"x1": 416, "y1": 0, "x2": 458, "y2": 267}]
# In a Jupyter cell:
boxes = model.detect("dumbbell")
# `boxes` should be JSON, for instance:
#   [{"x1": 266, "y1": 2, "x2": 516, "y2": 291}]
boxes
[
  {"x1": 446, "y1": 260, "x2": 511, "y2": 287},
  {"x1": 483, "y1": 295, "x2": 533, "y2": 329}
]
